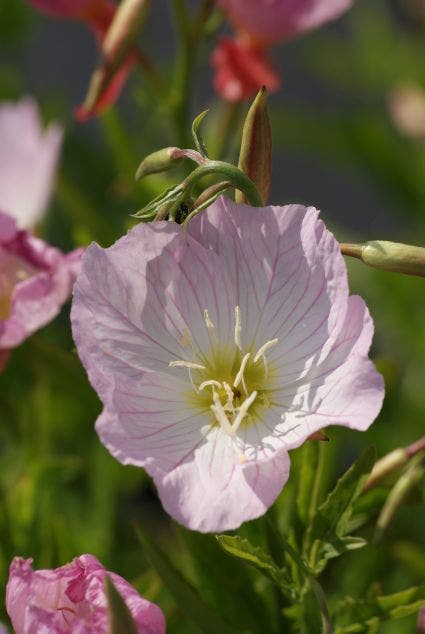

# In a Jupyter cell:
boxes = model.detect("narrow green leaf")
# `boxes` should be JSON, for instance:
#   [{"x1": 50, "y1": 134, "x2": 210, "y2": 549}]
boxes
[
  {"x1": 217, "y1": 534, "x2": 294, "y2": 597},
  {"x1": 334, "y1": 585, "x2": 425, "y2": 633},
  {"x1": 191, "y1": 109, "x2": 209, "y2": 157},
  {"x1": 308, "y1": 447, "x2": 376, "y2": 572},
  {"x1": 136, "y1": 526, "x2": 238, "y2": 634},
  {"x1": 105, "y1": 575, "x2": 138, "y2": 634}
]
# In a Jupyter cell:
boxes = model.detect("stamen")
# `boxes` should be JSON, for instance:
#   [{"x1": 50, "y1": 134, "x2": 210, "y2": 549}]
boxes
[
  {"x1": 253, "y1": 338, "x2": 279, "y2": 363},
  {"x1": 233, "y1": 352, "x2": 250, "y2": 396},
  {"x1": 169, "y1": 360, "x2": 206, "y2": 370},
  {"x1": 222, "y1": 381, "x2": 235, "y2": 413},
  {"x1": 234, "y1": 305, "x2": 242, "y2": 350},
  {"x1": 199, "y1": 379, "x2": 222, "y2": 391},
  {"x1": 203, "y1": 308, "x2": 215, "y2": 330},
  {"x1": 231, "y1": 391, "x2": 258, "y2": 433},
  {"x1": 211, "y1": 388, "x2": 234, "y2": 436}
]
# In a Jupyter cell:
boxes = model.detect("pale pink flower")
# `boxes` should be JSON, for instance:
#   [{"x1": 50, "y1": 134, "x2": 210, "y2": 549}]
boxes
[
  {"x1": 212, "y1": 0, "x2": 353, "y2": 102},
  {"x1": 418, "y1": 607, "x2": 425, "y2": 632},
  {"x1": 0, "y1": 211, "x2": 82, "y2": 349},
  {"x1": 0, "y1": 98, "x2": 62, "y2": 229},
  {"x1": 71, "y1": 198, "x2": 384, "y2": 532},
  {"x1": 216, "y1": 0, "x2": 354, "y2": 44},
  {"x1": 6, "y1": 555, "x2": 165, "y2": 634},
  {"x1": 27, "y1": 0, "x2": 116, "y2": 37}
]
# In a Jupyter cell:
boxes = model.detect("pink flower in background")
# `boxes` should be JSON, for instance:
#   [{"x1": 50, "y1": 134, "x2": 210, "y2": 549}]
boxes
[
  {"x1": 0, "y1": 211, "x2": 82, "y2": 350},
  {"x1": 212, "y1": 37, "x2": 280, "y2": 103},
  {"x1": 28, "y1": 0, "x2": 115, "y2": 37},
  {"x1": 0, "y1": 98, "x2": 62, "y2": 229},
  {"x1": 72, "y1": 198, "x2": 384, "y2": 533},
  {"x1": 6, "y1": 555, "x2": 166, "y2": 634},
  {"x1": 212, "y1": 0, "x2": 353, "y2": 101},
  {"x1": 418, "y1": 607, "x2": 425, "y2": 632}
]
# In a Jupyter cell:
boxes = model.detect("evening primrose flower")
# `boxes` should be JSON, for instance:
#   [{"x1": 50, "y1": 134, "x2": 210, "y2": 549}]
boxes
[
  {"x1": 0, "y1": 98, "x2": 62, "y2": 229},
  {"x1": 0, "y1": 211, "x2": 82, "y2": 349},
  {"x1": 6, "y1": 555, "x2": 165, "y2": 633},
  {"x1": 212, "y1": 0, "x2": 353, "y2": 102},
  {"x1": 72, "y1": 198, "x2": 384, "y2": 532}
]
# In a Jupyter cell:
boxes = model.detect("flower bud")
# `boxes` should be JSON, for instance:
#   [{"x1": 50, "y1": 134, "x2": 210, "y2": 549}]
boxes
[
  {"x1": 135, "y1": 147, "x2": 205, "y2": 181},
  {"x1": 236, "y1": 86, "x2": 271, "y2": 205},
  {"x1": 341, "y1": 240, "x2": 425, "y2": 277},
  {"x1": 79, "y1": 0, "x2": 149, "y2": 118}
]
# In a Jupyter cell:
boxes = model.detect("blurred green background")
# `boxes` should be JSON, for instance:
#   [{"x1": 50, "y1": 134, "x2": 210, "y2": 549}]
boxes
[{"x1": 0, "y1": 0, "x2": 424, "y2": 632}]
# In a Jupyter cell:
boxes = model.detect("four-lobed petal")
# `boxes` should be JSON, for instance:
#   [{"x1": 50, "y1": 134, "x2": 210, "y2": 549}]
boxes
[{"x1": 71, "y1": 198, "x2": 384, "y2": 532}]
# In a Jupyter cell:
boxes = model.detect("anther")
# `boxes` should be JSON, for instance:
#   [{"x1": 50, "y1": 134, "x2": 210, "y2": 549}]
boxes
[
  {"x1": 203, "y1": 308, "x2": 215, "y2": 330},
  {"x1": 231, "y1": 391, "x2": 258, "y2": 433},
  {"x1": 253, "y1": 338, "x2": 279, "y2": 363},
  {"x1": 199, "y1": 379, "x2": 222, "y2": 391},
  {"x1": 211, "y1": 388, "x2": 235, "y2": 436},
  {"x1": 169, "y1": 360, "x2": 206, "y2": 370},
  {"x1": 234, "y1": 305, "x2": 242, "y2": 350},
  {"x1": 222, "y1": 381, "x2": 235, "y2": 413},
  {"x1": 233, "y1": 352, "x2": 250, "y2": 396}
]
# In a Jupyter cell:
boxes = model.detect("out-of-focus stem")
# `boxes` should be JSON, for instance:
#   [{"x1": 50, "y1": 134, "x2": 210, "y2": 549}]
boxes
[{"x1": 363, "y1": 437, "x2": 425, "y2": 491}]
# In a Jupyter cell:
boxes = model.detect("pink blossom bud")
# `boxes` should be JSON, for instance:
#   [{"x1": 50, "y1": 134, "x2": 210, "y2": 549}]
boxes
[{"x1": 6, "y1": 555, "x2": 166, "y2": 634}]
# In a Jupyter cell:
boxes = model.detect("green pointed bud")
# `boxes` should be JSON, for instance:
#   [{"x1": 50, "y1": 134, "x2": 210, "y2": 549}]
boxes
[
  {"x1": 236, "y1": 87, "x2": 271, "y2": 206},
  {"x1": 341, "y1": 240, "x2": 425, "y2": 277},
  {"x1": 135, "y1": 147, "x2": 184, "y2": 180}
]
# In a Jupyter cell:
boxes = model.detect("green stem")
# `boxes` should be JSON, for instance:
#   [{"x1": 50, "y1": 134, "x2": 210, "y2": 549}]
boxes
[
  {"x1": 170, "y1": 0, "x2": 194, "y2": 146},
  {"x1": 310, "y1": 579, "x2": 333, "y2": 634},
  {"x1": 308, "y1": 441, "x2": 326, "y2": 521},
  {"x1": 181, "y1": 160, "x2": 263, "y2": 209}
]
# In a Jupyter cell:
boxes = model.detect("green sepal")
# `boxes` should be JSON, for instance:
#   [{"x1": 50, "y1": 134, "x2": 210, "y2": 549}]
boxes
[{"x1": 105, "y1": 575, "x2": 138, "y2": 634}]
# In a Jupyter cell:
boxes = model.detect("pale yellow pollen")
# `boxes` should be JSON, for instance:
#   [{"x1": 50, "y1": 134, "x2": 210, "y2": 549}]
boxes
[
  {"x1": 199, "y1": 379, "x2": 222, "y2": 391},
  {"x1": 234, "y1": 305, "x2": 242, "y2": 350},
  {"x1": 203, "y1": 308, "x2": 215, "y2": 330},
  {"x1": 169, "y1": 360, "x2": 206, "y2": 370},
  {"x1": 231, "y1": 391, "x2": 258, "y2": 433},
  {"x1": 222, "y1": 381, "x2": 235, "y2": 413},
  {"x1": 211, "y1": 387, "x2": 235, "y2": 436},
  {"x1": 233, "y1": 352, "x2": 250, "y2": 396},
  {"x1": 253, "y1": 338, "x2": 279, "y2": 363},
  {"x1": 179, "y1": 328, "x2": 192, "y2": 347}
]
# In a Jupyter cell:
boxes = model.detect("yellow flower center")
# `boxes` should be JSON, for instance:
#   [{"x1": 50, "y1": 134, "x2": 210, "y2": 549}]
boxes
[{"x1": 169, "y1": 307, "x2": 279, "y2": 457}]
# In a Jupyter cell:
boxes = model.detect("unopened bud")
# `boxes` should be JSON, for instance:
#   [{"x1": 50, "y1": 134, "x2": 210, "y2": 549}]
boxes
[
  {"x1": 135, "y1": 148, "x2": 184, "y2": 181},
  {"x1": 236, "y1": 87, "x2": 271, "y2": 206},
  {"x1": 81, "y1": 0, "x2": 150, "y2": 115},
  {"x1": 135, "y1": 147, "x2": 205, "y2": 180},
  {"x1": 341, "y1": 240, "x2": 425, "y2": 277}
]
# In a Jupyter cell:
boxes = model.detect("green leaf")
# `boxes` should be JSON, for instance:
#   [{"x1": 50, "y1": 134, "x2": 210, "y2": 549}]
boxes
[
  {"x1": 334, "y1": 585, "x2": 425, "y2": 633},
  {"x1": 217, "y1": 534, "x2": 294, "y2": 597},
  {"x1": 191, "y1": 110, "x2": 209, "y2": 158},
  {"x1": 105, "y1": 575, "x2": 138, "y2": 634},
  {"x1": 136, "y1": 526, "x2": 238, "y2": 634},
  {"x1": 308, "y1": 447, "x2": 376, "y2": 573}
]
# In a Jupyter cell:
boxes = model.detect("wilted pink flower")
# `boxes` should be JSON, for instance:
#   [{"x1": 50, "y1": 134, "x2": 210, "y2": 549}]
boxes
[
  {"x1": 0, "y1": 211, "x2": 82, "y2": 349},
  {"x1": 28, "y1": 0, "x2": 134, "y2": 120},
  {"x1": 211, "y1": 37, "x2": 280, "y2": 103},
  {"x1": 28, "y1": 0, "x2": 115, "y2": 37},
  {"x1": 72, "y1": 198, "x2": 384, "y2": 532},
  {"x1": 6, "y1": 555, "x2": 166, "y2": 634},
  {"x1": 0, "y1": 98, "x2": 62, "y2": 230},
  {"x1": 213, "y1": 0, "x2": 353, "y2": 101},
  {"x1": 217, "y1": 0, "x2": 354, "y2": 44}
]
